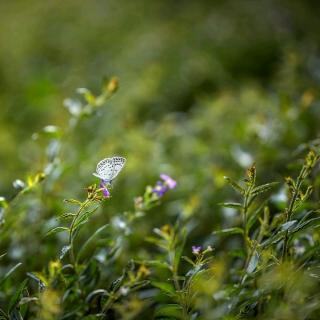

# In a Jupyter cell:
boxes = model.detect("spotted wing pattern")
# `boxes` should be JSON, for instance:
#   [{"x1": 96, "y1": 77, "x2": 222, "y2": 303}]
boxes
[
  {"x1": 111, "y1": 157, "x2": 126, "y2": 180},
  {"x1": 93, "y1": 156, "x2": 126, "y2": 182}
]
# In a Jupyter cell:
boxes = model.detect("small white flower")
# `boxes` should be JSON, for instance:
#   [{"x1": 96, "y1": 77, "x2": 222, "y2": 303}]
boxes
[{"x1": 119, "y1": 286, "x2": 129, "y2": 296}]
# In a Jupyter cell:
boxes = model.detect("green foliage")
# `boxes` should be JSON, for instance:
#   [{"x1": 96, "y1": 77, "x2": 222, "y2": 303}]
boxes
[
  {"x1": 1, "y1": 81, "x2": 320, "y2": 318},
  {"x1": 1, "y1": 1, "x2": 320, "y2": 318}
]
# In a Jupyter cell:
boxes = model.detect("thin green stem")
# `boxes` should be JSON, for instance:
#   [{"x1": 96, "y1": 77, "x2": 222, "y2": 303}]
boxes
[
  {"x1": 169, "y1": 241, "x2": 191, "y2": 317},
  {"x1": 68, "y1": 199, "x2": 90, "y2": 265},
  {"x1": 243, "y1": 184, "x2": 253, "y2": 261},
  {"x1": 282, "y1": 168, "x2": 305, "y2": 261},
  {"x1": 241, "y1": 181, "x2": 255, "y2": 283},
  {"x1": 102, "y1": 292, "x2": 119, "y2": 314}
]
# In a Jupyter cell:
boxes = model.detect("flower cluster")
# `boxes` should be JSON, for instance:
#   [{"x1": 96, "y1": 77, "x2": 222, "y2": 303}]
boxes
[
  {"x1": 87, "y1": 181, "x2": 111, "y2": 200},
  {"x1": 192, "y1": 245, "x2": 213, "y2": 256},
  {"x1": 192, "y1": 245, "x2": 202, "y2": 255},
  {"x1": 152, "y1": 174, "x2": 177, "y2": 197},
  {"x1": 100, "y1": 180, "x2": 111, "y2": 198}
]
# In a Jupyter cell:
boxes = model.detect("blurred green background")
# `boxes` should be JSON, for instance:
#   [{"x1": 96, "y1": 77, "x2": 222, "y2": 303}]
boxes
[{"x1": 1, "y1": 0, "x2": 320, "y2": 273}]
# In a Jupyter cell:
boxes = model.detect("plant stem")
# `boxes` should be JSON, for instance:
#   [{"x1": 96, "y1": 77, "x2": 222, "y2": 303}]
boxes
[
  {"x1": 243, "y1": 186, "x2": 252, "y2": 262},
  {"x1": 102, "y1": 292, "x2": 118, "y2": 314},
  {"x1": 281, "y1": 168, "x2": 305, "y2": 261},
  {"x1": 69, "y1": 199, "x2": 90, "y2": 265},
  {"x1": 241, "y1": 181, "x2": 255, "y2": 282},
  {"x1": 170, "y1": 246, "x2": 190, "y2": 317}
]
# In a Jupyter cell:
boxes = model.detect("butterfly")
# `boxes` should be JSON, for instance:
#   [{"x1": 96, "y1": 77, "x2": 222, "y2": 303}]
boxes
[{"x1": 93, "y1": 156, "x2": 126, "y2": 183}]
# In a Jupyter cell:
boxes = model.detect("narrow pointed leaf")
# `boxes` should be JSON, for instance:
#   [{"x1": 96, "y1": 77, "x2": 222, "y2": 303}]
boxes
[
  {"x1": 281, "y1": 220, "x2": 297, "y2": 231},
  {"x1": 8, "y1": 279, "x2": 28, "y2": 312},
  {"x1": 63, "y1": 199, "x2": 82, "y2": 205},
  {"x1": 224, "y1": 176, "x2": 245, "y2": 194},
  {"x1": 155, "y1": 304, "x2": 183, "y2": 317},
  {"x1": 45, "y1": 227, "x2": 69, "y2": 237},
  {"x1": 59, "y1": 245, "x2": 71, "y2": 260},
  {"x1": 219, "y1": 202, "x2": 243, "y2": 209},
  {"x1": 252, "y1": 182, "x2": 278, "y2": 196},
  {"x1": 247, "y1": 252, "x2": 259, "y2": 273},
  {"x1": 151, "y1": 281, "x2": 175, "y2": 294},
  {"x1": 0, "y1": 263, "x2": 23, "y2": 286},
  {"x1": 77, "y1": 223, "x2": 109, "y2": 261},
  {"x1": 292, "y1": 217, "x2": 320, "y2": 234},
  {"x1": 212, "y1": 227, "x2": 244, "y2": 236}
]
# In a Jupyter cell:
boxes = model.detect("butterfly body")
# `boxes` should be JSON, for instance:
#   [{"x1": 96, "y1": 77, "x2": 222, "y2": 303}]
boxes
[{"x1": 93, "y1": 156, "x2": 126, "y2": 183}]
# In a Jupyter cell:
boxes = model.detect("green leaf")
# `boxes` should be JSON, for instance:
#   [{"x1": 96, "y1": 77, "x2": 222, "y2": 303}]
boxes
[
  {"x1": 212, "y1": 227, "x2": 244, "y2": 236},
  {"x1": 281, "y1": 220, "x2": 297, "y2": 231},
  {"x1": 152, "y1": 281, "x2": 175, "y2": 295},
  {"x1": 224, "y1": 176, "x2": 245, "y2": 194},
  {"x1": 292, "y1": 217, "x2": 320, "y2": 234},
  {"x1": 73, "y1": 207, "x2": 99, "y2": 232},
  {"x1": 77, "y1": 88, "x2": 96, "y2": 105},
  {"x1": 18, "y1": 297, "x2": 38, "y2": 306},
  {"x1": 296, "y1": 210, "x2": 317, "y2": 226},
  {"x1": 145, "y1": 237, "x2": 168, "y2": 250},
  {"x1": 173, "y1": 228, "x2": 187, "y2": 273},
  {"x1": 8, "y1": 279, "x2": 28, "y2": 312},
  {"x1": 59, "y1": 245, "x2": 71, "y2": 260},
  {"x1": 247, "y1": 201, "x2": 266, "y2": 231},
  {"x1": 45, "y1": 227, "x2": 69, "y2": 237},
  {"x1": 182, "y1": 256, "x2": 196, "y2": 267},
  {"x1": 155, "y1": 304, "x2": 183, "y2": 318},
  {"x1": 59, "y1": 212, "x2": 76, "y2": 220},
  {"x1": 130, "y1": 280, "x2": 149, "y2": 292},
  {"x1": 247, "y1": 251, "x2": 259, "y2": 273},
  {"x1": 77, "y1": 223, "x2": 109, "y2": 261},
  {"x1": 63, "y1": 199, "x2": 82, "y2": 205},
  {"x1": 261, "y1": 230, "x2": 286, "y2": 248},
  {"x1": 251, "y1": 182, "x2": 278, "y2": 196},
  {"x1": 0, "y1": 263, "x2": 22, "y2": 286},
  {"x1": 228, "y1": 249, "x2": 246, "y2": 259},
  {"x1": 85, "y1": 289, "x2": 109, "y2": 304},
  {"x1": 73, "y1": 216, "x2": 89, "y2": 231},
  {"x1": 26, "y1": 272, "x2": 47, "y2": 290},
  {"x1": 219, "y1": 202, "x2": 243, "y2": 209},
  {"x1": 110, "y1": 274, "x2": 125, "y2": 292},
  {"x1": 0, "y1": 253, "x2": 7, "y2": 260},
  {"x1": 136, "y1": 260, "x2": 171, "y2": 270}
]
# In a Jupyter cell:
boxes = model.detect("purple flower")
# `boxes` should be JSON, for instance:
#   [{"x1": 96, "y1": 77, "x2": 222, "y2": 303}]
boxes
[
  {"x1": 151, "y1": 174, "x2": 177, "y2": 198},
  {"x1": 100, "y1": 180, "x2": 111, "y2": 198},
  {"x1": 192, "y1": 245, "x2": 202, "y2": 255},
  {"x1": 152, "y1": 181, "x2": 168, "y2": 197},
  {"x1": 160, "y1": 174, "x2": 177, "y2": 189}
]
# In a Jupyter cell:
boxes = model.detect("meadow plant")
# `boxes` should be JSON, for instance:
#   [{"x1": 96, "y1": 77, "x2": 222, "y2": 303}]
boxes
[{"x1": 1, "y1": 79, "x2": 320, "y2": 320}]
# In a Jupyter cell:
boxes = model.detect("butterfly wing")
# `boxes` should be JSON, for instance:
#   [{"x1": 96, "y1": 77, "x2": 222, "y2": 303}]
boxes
[
  {"x1": 93, "y1": 156, "x2": 126, "y2": 182},
  {"x1": 110, "y1": 156, "x2": 126, "y2": 180},
  {"x1": 93, "y1": 158, "x2": 115, "y2": 181}
]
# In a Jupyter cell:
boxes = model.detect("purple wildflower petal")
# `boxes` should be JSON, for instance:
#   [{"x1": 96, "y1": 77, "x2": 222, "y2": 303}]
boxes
[
  {"x1": 102, "y1": 187, "x2": 110, "y2": 198},
  {"x1": 100, "y1": 179, "x2": 111, "y2": 198},
  {"x1": 152, "y1": 182, "x2": 168, "y2": 197},
  {"x1": 160, "y1": 174, "x2": 177, "y2": 189},
  {"x1": 192, "y1": 245, "x2": 202, "y2": 255}
]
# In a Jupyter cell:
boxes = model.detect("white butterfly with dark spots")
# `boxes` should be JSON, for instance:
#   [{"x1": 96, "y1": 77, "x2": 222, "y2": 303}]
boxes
[{"x1": 93, "y1": 156, "x2": 126, "y2": 183}]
